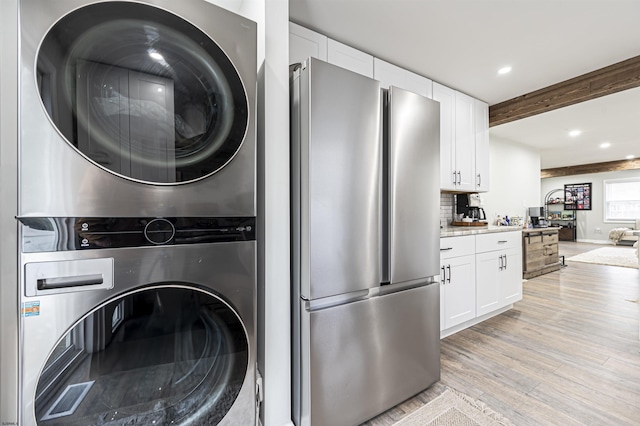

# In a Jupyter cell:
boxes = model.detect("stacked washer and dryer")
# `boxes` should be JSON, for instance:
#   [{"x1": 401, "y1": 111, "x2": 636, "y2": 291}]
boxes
[{"x1": 17, "y1": 1, "x2": 257, "y2": 424}]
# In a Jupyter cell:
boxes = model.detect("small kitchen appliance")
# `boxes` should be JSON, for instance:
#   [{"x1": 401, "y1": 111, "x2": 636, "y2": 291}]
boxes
[
  {"x1": 456, "y1": 193, "x2": 487, "y2": 222},
  {"x1": 528, "y1": 206, "x2": 550, "y2": 228}
]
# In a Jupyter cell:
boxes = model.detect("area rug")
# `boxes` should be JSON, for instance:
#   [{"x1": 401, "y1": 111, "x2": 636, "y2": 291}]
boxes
[
  {"x1": 393, "y1": 388, "x2": 513, "y2": 426},
  {"x1": 566, "y1": 246, "x2": 639, "y2": 269}
]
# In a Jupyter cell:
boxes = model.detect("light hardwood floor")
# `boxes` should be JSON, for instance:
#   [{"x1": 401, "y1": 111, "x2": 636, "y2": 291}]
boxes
[{"x1": 364, "y1": 241, "x2": 640, "y2": 426}]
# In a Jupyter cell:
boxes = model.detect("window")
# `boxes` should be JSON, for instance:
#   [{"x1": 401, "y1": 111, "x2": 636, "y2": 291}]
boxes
[{"x1": 604, "y1": 178, "x2": 640, "y2": 221}]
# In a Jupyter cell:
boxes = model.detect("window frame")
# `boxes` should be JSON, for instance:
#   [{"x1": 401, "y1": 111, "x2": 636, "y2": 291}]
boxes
[{"x1": 603, "y1": 177, "x2": 640, "y2": 223}]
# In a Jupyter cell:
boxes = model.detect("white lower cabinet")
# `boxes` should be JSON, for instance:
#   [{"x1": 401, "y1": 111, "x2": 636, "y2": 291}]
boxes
[
  {"x1": 440, "y1": 230, "x2": 522, "y2": 337},
  {"x1": 439, "y1": 235, "x2": 475, "y2": 331},
  {"x1": 475, "y1": 233, "x2": 523, "y2": 317},
  {"x1": 440, "y1": 254, "x2": 475, "y2": 330}
]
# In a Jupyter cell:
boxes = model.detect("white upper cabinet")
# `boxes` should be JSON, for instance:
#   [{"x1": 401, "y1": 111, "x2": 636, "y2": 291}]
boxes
[
  {"x1": 289, "y1": 22, "x2": 327, "y2": 65},
  {"x1": 433, "y1": 83, "x2": 456, "y2": 191},
  {"x1": 327, "y1": 39, "x2": 374, "y2": 78},
  {"x1": 454, "y1": 91, "x2": 476, "y2": 191},
  {"x1": 474, "y1": 99, "x2": 490, "y2": 192},
  {"x1": 373, "y1": 58, "x2": 433, "y2": 98},
  {"x1": 434, "y1": 82, "x2": 488, "y2": 192}
]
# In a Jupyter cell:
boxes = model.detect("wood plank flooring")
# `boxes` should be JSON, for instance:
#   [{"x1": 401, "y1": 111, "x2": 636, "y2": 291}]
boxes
[{"x1": 363, "y1": 242, "x2": 640, "y2": 426}]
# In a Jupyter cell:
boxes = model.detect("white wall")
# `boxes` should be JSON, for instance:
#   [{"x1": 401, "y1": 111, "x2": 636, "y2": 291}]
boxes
[
  {"x1": 481, "y1": 135, "x2": 541, "y2": 224},
  {"x1": 0, "y1": 0, "x2": 19, "y2": 423},
  {"x1": 205, "y1": 1, "x2": 292, "y2": 425},
  {"x1": 541, "y1": 169, "x2": 640, "y2": 243}
]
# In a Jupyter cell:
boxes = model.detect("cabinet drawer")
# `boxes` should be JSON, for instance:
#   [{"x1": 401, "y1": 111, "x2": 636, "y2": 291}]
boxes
[
  {"x1": 543, "y1": 243, "x2": 559, "y2": 265},
  {"x1": 440, "y1": 235, "x2": 475, "y2": 259},
  {"x1": 476, "y1": 231, "x2": 521, "y2": 253},
  {"x1": 542, "y1": 231, "x2": 558, "y2": 245}
]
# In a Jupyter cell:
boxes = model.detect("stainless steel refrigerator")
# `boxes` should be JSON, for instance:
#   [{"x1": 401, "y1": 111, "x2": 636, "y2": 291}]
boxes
[{"x1": 291, "y1": 57, "x2": 441, "y2": 426}]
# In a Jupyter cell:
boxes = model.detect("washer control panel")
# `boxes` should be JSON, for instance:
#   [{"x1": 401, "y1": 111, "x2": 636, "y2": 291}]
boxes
[{"x1": 19, "y1": 217, "x2": 256, "y2": 252}]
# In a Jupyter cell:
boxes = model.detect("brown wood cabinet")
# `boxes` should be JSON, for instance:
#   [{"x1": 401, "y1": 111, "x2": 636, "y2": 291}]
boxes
[{"x1": 522, "y1": 228, "x2": 561, "y2": 279}]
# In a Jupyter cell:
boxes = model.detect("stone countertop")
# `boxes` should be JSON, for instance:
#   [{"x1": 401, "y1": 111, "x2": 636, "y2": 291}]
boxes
[{"x1": 440, "y1": 225, "x2": 523, "y2": 238}]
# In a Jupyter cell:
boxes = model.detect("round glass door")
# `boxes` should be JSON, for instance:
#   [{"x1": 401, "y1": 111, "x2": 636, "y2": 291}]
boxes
[
  {"x1": 34, "y1": 286, "x2": 249, "y2": 425},
  {"x1": 36, "y1": 2, "x2": 249, "y2": 184}
]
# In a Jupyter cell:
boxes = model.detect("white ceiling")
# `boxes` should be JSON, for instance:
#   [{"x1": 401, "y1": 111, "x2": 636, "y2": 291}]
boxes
[{"x1": 289, "y1": 0, "x2": 640, "y2": 168}]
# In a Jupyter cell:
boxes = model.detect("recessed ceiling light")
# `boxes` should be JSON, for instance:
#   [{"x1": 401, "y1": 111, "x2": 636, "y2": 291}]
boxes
[
  {"x1": 626, "y1": 154, "x2": 635, "y2": 159},
  {"x1": 568, "y1": 129, "x2": 581, "y2": 137},
  {"x1": 600, "y1": 142, "x2": 611, "y2": 149},
  {"x1": 498, "y1": 66, "x2": 512, "y2": 75}
]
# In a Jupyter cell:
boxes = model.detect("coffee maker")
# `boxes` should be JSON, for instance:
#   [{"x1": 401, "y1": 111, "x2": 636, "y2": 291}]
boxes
[
  {"x1": 456, "y1": 193, "x2": 487, "y2": 222},
  {"x1": 528, "y1": 207, "x2": 549, "y2": 228}
]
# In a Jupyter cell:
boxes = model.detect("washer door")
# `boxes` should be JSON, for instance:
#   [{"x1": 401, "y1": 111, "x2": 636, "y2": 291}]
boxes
[
  {"x1": 34, "y1": 286, "x2": 249, "y2": 425},
  {"x1": 36, "y1": 2, "x2": 249, "y2": 184}
]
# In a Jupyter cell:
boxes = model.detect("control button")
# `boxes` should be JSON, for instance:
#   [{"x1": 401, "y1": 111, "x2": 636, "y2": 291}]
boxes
[{"x1": 144, "y1": 218, "x2": 175, "y2": 245}]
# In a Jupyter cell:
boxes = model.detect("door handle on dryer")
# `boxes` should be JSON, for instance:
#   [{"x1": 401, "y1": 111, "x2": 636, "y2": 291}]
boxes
[{"x1": 37, "y1": 274, "x2": 104, "y2": 290}]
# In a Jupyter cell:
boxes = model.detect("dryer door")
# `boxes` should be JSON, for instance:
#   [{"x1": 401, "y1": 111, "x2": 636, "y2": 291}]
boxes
[
  {"x1": 36, "y1": 2, "x2": 249, "y2": 184},
  {"x1": 33, "y1": 285, "x2": 249, "y2": 425}
]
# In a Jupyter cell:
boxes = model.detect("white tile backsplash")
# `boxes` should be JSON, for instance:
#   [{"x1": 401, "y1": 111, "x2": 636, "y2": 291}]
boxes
[{"x1": 440, "y1": 193, "x2": 455, "y2": 228}]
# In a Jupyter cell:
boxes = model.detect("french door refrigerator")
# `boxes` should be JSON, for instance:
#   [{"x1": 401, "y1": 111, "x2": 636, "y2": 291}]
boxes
[{"x1": 291, "y1": 57, "x2": 441, "y2": 426}]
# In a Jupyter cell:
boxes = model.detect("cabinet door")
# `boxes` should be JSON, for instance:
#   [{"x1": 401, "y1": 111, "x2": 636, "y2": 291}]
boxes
[
  {"x1": 373, "y1": 58, "x2": 432, "y2": 98},
  {"x1": 433, "y1": 82, "x2": 456, "y2": 190},
  {"x1": 289, "y1": 22, "x2": 328, "y2": 65},
  {"x1": 475, "y1": 250, "x2": 501, "y2": 316},
  {"x1": 474, "y1": 99, "x2": 490, "y2": 192},
  {"x1": 327, "y1": 39, "x2": 374, "y2": 78},
  {"x1": 454, "y1": 91, "x2": 475, "y2": 191},
  {"x1": 441, "y1": 255, "x2": 476, "y2": 330},
  {"x1": 502, "y1": 247, "x2": 523, "y2": 305}
]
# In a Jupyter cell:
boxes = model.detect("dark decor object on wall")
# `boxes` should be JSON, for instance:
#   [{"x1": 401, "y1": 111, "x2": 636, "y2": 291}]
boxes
[{"x1": 564, "y1": 183, "x2": 592, "y2": 210}]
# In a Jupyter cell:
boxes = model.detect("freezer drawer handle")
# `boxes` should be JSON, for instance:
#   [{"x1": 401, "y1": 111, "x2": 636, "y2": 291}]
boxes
[{"x1": 37, "y1": 274, "x2": 104, "y2": 290}]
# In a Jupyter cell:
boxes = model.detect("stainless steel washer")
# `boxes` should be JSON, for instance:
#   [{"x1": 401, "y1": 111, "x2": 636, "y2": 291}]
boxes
[
  {"x1": 19, "y1": 0, "x2": 257, "y2": 218},
  {"x1": 19, "y1": 217, "x2": 257, "y2": 425}
]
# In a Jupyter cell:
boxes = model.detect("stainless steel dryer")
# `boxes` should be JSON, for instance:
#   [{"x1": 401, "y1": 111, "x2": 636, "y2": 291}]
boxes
[
  {"x1": 19, "y1": 0, "x2": 257, "y2": 217},
  {"x1": 19, "y1": 216, "x2": 257, "y2": 425}
]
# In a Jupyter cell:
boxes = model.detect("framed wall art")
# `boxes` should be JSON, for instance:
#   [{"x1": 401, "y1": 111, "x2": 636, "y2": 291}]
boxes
[{"x1": 564, "y1": 183, "x2": 591, "y2": 210}]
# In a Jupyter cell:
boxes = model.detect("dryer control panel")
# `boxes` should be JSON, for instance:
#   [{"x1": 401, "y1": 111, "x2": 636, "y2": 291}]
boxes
[{"x1": 19, "y1": 217, "x2": 256, "y2": 252}]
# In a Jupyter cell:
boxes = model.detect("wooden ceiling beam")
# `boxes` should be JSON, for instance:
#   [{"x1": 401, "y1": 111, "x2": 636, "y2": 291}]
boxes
[
  {"x1": 541, "y1": 158, "x2": 640, "y2": 179},
  {"x1": 489, "y1": 55, "x2": 640, "y2": 127}
]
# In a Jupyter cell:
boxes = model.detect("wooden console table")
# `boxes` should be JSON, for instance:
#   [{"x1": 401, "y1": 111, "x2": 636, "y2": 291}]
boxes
[{"x1": 522, "y1": 228, "x2": 562, "y2": 279}]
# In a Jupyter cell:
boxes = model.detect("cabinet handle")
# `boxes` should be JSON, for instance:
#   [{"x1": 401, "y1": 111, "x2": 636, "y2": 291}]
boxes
[
  {"x1": 440, "y1": 247, "x2": 453, "y2": 251},
  {"x1": 498, "y1": 255, "x2": 503, "y2": 270},
  {"x1": 498, "y1": 240, "x2": 508, "y2": 244},
  {"x1": 446, "y1": 265, "x2": 452, "y2": 283},
  {"x1": 477, "y1": 173, "x2": 481, "y2": 187},
  {"x1": 504, "y1": 254, "x2": 508, "y2": 269},
  {"x1": 457, "y1": 171, "x2": 462, "y2": 185},
  {"x1": 441, "y1": 265, "x2": 446, "y2": 285},
  {"x1": 452, "y1": 171, "x2": 457, "y2": 185}
]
